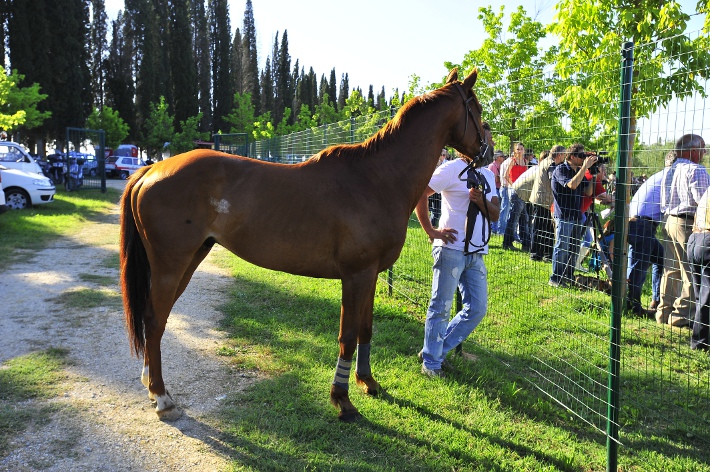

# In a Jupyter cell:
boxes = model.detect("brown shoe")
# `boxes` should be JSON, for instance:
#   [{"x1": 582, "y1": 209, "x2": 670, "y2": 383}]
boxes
[
  {"x1": 668, "y1": 315, "x2": 690, "y2": 328},
  {"x1": 648, "y1": 300, "x2": 659, "y2": 311},
  {"x1": 629, "y1": 306, "x2": 655, "y2": 318}
]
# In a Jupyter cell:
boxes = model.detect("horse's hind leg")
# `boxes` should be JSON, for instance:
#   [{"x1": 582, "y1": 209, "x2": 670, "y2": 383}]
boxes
[
  {"x1": 330, "y1": 268, "x2": 378, "y2": 422},
  {"x1": 142, "y1": 247, "x2": 212, "y2": 420},
  {"x1": 355, "y1": 276, "x2": 382, "y2": 396}
]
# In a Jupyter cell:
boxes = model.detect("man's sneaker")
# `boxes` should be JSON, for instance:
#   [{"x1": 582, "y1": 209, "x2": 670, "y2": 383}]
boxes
[
  {"x1": 419, "y1": 350, "x2": 454, "y2": 371},
  {"x1": 548, "y1": 279, "x2": 566, "y2": 288},
  {"x1": 421, "y1": 365, "x2": 445, "y2": 378}
]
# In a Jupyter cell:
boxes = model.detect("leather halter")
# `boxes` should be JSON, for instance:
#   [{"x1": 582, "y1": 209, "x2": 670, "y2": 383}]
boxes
[{"x1": 454, "y1": 83, "x2": 488, "y2": 162}]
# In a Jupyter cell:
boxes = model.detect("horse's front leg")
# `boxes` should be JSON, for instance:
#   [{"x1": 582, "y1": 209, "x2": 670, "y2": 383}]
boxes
[
  {"x1": 354, "y1": 276, "x2": 381, "y2": 396},
  {"x1": 330, "y1": 269, "x2": 378, "y2": 422}
]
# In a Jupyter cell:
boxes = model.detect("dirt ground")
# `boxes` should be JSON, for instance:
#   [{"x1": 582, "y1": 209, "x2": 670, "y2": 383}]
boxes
[{"x1": 0, "y1": 181, "x2": 251, "y2": 471}]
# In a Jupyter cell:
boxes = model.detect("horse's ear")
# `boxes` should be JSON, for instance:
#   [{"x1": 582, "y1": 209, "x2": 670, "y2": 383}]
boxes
[
  {"x1": 446, "y1": 68, "x2": 459, "y2": 84},
  {"x1": 462, "y1": 68, "x2": 478, "y2": 89}
]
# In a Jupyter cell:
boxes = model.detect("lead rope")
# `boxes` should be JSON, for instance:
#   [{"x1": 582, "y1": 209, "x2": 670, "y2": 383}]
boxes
[{"x1": 457, "y1": 164, "x2": 492, "y2": 254}]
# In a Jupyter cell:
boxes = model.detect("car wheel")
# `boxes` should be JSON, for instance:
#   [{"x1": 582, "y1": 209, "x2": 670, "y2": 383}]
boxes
[
  {"x1": 120, "y1": 171, "x2": 129, "y2": 180},
  {"x1": 4, "y1": 188, "x2": 30, "y2": 210}
]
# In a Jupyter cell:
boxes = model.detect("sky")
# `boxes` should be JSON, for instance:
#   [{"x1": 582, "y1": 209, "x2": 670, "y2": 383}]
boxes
[
  {"x1": 103, "y1": 1, "x2": 705, "y2": 97},
  {"x1": 101, "y1": 0, "x2": 560, "y2": 95}
]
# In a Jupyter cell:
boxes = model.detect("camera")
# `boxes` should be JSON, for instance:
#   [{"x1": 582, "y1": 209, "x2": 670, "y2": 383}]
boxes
[{"x1": 587, "y1": 151, "x2": 609, "y2": 175}]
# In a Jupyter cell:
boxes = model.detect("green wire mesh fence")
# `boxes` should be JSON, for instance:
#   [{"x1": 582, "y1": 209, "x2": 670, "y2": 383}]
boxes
[{"x1": 235, "y1": 33, "x2": 710, "y2": 467}]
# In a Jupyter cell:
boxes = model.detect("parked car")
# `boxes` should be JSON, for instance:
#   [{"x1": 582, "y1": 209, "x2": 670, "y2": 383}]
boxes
[
  {"x1": 0, "y1": 164, "x2": 56, "y2": 210},
  {"x1": 115, "y1": 144, "x2": 139, "y2": 158},
  {"x1": 0, "y1": 141, "x2": 43, "y2": 174},
  {"x1": 113, "y1": 156, "x2": 147, "y2": 180},
  {"x1": 106, "y1": 144, "x2": 140, "y2": 178},
  {"x1": 0, "y1": 171, "x2": 7, "y2": 214}
]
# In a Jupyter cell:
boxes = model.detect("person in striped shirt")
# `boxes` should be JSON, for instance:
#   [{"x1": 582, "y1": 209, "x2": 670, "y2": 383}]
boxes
[{"x1": 657, "y1": 134, "x2": 709, "y2": 327}]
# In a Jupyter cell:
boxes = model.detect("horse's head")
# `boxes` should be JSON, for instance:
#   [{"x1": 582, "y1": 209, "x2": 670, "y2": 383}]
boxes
[{"x1": 444, "y1": 68, "x2": 491, "y2": 166}]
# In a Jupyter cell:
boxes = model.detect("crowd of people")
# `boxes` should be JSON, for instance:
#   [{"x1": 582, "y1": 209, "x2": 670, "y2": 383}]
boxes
[{"x1": 415, "y1": 132, "x2": 708, "y2": 376}]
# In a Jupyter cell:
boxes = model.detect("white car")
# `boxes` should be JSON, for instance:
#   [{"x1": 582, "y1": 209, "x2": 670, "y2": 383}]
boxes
[
  {"x1": 0, "y1": 141, "x2": 43, "y2": 174},
  {"x1": 113, "y1": 156, "x2": 147, "y2": 180},
  {"x1": 0, "y1": 172, "x2": 7, "y2": 214},
  {"x1": 0, "y1": 164, "x2": 55, "y2": 210}
]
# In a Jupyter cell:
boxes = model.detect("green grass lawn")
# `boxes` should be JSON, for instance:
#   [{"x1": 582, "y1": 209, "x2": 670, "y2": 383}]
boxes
[
  {"x1": 1, "y1": 188, "x2": 708, "y2": 471},
  {"x1": 210, "y1": 239, "x2": 710, "y2": 471}
]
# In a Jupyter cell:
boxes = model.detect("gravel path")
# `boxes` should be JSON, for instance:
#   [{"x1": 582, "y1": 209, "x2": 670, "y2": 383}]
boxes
[{"x1": 0, "y1": 185, "x2": 250, "y2": 471}]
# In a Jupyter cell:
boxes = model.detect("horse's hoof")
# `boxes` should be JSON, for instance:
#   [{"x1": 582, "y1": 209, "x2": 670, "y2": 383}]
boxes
[
  {"x1": 338, "y1": 409, "x2": 362, "y2": 423},
  {"x1": 156, "y1": 405, "x2": 182, "y2": 421},
  {"x1": 355, "y1": 374, "x2": 381, "y2": 396}
]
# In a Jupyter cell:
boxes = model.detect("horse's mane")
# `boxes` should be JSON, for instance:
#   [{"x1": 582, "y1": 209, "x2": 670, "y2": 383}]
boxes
[{"x1": 309, "y1": 84, "x2": 460, "y2": 163}]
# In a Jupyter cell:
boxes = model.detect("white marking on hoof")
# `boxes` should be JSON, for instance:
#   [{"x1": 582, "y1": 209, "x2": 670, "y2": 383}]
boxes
[{"x1": 155, "y1": 392, "x2": 181, "y2": 421}]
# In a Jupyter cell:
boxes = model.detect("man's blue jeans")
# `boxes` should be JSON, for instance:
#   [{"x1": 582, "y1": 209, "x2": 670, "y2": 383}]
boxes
[
  {"x1": 627, "y1": 218, "x2": 663, "y2": 310},
  {"x1": 421, "y1": 246, "x2": 488, "y2": 370},
  {"x1": 499, "y1": 187, "x2": 511, "y2": 235},
  {"x1": 491, "y1": 188, "x2": 501, "y2": 233},
  {"x1": 503, "y1": 191, "x2": 530, "y2": 248},
  {"x1": 551, "y1": 217, "x2": 584, "y2": 284}
]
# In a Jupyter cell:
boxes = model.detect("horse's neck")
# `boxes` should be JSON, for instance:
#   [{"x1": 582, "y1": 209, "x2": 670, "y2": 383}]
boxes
[{"x1": 373, "y1": 97, "x2": 458, "y2": 207}]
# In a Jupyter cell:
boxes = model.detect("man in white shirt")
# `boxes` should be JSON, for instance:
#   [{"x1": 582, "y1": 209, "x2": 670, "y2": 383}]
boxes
[{"x1": 414, "y1": 143, "x2": 500, "y2": 378}]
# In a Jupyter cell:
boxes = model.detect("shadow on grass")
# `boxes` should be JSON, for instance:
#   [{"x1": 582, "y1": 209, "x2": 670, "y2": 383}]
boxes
[{"x1": 211, "y1": 259, "x2": 710, "y2": 469}]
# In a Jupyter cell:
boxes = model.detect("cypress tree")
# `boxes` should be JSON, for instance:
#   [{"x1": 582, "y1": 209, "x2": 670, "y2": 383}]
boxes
[
  {"x1": 105, "y1": 12, "x2": 137, "y2": 140},
  {"x1": 9, "y1": 0, "x2": 91, "y2": 142},
  {"x1": 307, "y1": 67, "x2": 317, "y2": 116},
  {"x1": 134, "y1": 0, "x2": 166, "y2": 140},
  {"x1": 367, "y1": 85, "x2": 374, "y2": 109},
  {"x1": 192, "y1": 0, "x2": 212, "y2": 133},
  {"x1": 89, "y1": 0, "x2": 109, "y2": 110},
  {"x1": 209, "y1": 0, "x2": 233, "y2": 132},
  {"x1": 240, "y1": 0, "x2": 260, "y2": 115},
  {"x1": 318, "y1": 74, "x2": 328, "y2": 105},
  {"x1": 337, "y1": 73, "x2": 349, "y2": 111},
  {"x1": 260, "y1": 57, "x2": 274, "y2": 116},
  {"x1": 275, "y1": 30, "x2": 292, "y2": 124},
  {"x1": 169, "y1": 0, "x2": 198, "y2": 128},
  {"x1": 328, "y1": 68, "x2": 337, "y2": 110},
  {"x1": 230, "y1": 27, "x2": 243, "y2": 94}
]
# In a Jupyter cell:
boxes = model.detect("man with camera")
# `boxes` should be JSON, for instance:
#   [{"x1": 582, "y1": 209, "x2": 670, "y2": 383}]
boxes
[
  {"x1": 414, "y1": 126, "x2": 499, "y2": 378},
  {"x1": 549, "y1": 143, "x2": 598, "y2": 287}
]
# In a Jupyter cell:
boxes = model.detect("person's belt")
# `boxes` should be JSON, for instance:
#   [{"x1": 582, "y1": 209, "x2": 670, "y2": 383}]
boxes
[
  {"x1": 629, "y1": 216, "x2": 653, "y2": 222},
  {"x1": 670, "y1": 213, "x2": 695, "y2": 220}
]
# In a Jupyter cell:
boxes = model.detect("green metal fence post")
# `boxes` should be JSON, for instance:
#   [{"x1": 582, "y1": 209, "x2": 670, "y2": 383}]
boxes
[
  {"x1": 608, "y1": 40, "x2": 634, "y2": 472},
  {"x1": 99, "y1": 130, "x2": 106, "y2": 193},
  {"x1": 350, "y1": 116, "x2": 355, "y2": 144}
]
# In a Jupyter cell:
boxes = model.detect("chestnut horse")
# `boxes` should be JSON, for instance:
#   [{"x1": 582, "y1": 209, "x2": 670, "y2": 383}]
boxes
[{"x1": 120, "y1": 68, "x2": 486, "y2": 422}]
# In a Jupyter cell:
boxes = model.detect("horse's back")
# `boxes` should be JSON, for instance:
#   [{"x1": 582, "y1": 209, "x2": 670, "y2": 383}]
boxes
[{"x1": 130, "y1": 149, "x2": 409, "y2": 278}]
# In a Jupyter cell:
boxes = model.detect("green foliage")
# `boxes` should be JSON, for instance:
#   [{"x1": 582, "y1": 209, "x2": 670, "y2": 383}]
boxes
[
  {"x1": 0, "y1": 70, "x2": 50, "y2": 132},
  {"x1": 549, "y1": 0, "x2": 710, "y2": 147},
  {"x1": 295, "y1": 104, "x2": 318, "y2": 129},
  {"x1": 85, "y1": 106, "x2": 129, "y2": 150},
  {"x1": 142, "y1": 96, "x2": 174, "y2": 159},
  {"x1": 451, "y1": 5, "x2": 558, "y2": 153},
  {"x1": 313, "y1": 93, "x2": 339, "y2": 126},
  {"x1": 169, "y1": 113, "x2": 209, "y2": 155},
  {"x1": 226, "y1": 91, "x2": 256, "y2": 135},
  {"x1": 252, "y1": 112, "x2": 275, "y2": 140}
]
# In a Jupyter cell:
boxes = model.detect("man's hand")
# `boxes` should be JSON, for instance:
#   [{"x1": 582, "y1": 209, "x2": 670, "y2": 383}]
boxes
[{"x1": 582, "y1": 154, "x2": 598, "y2": 171}]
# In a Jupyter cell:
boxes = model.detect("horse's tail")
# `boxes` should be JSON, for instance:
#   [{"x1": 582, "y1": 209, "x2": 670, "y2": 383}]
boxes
[{"x1": 119, "y1": 170, "x2": 152, "y2": 358}]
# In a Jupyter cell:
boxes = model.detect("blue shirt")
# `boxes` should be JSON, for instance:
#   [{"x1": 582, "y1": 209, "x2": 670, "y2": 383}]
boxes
[
  {"x1": 629, "y1": 170, "x2": 663, "y2": 221},
  {"x1": 551, "y1": 161, "x2": 589, "y2": 220}
]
